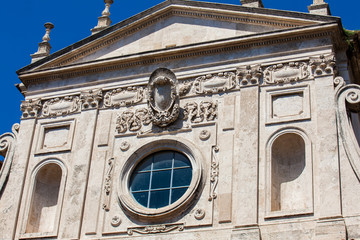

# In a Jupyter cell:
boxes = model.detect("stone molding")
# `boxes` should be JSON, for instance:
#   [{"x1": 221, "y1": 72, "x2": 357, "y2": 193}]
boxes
[
  {"x1": 127, "y1": 224, "x2": 184, "y2": 235},
  {"x1": 335, "y1": 76, "x2": 360, "y2": 181},
  {"x1": 0, "y1": 124, "x2": 19, "y2": 194}
]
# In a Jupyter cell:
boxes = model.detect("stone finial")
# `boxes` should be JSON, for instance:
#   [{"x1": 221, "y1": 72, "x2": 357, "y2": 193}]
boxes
[
  {"x1": 240, "y1": 0, "x2": 264, "y2": 8},
  {"x1": 91, "y1": 0, "x2": 114, "y2": 35},
  {"x1": 308, "y1": 0, "x2": 331, "y2": 16},
  {"x1": 31, "y1": 23, "x2": 54, "y2": 63}
]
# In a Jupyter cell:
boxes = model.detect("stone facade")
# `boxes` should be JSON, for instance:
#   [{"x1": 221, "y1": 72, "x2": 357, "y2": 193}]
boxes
[{"x1": 1, "y1": 0, "x2": 360, "y2": 239}]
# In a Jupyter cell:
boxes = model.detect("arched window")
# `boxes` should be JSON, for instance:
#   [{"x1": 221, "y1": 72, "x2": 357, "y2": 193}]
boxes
[
  {"x1": 24, "y1": 161, "x2": 66, "y2": 237},
  {"x1": 266, "y1": 130, "x2": 313, "y2": 217}
]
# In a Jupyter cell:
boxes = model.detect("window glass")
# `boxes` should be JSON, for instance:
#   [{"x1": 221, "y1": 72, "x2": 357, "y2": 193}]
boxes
[{"x1": 129, "y1": 151, "x2": 192, "y2": 209}]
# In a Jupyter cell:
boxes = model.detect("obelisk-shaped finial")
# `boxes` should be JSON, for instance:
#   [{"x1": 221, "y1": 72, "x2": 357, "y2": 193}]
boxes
[
  {"x1": 31, "y1": 23, "x2": 54, "y2": 63},
  {"x1": 308, "y1": 0, "x2": 331, "y2": 16},
  {"x1": 91, "y1": 0, "x2": 114, "y2": 35}
]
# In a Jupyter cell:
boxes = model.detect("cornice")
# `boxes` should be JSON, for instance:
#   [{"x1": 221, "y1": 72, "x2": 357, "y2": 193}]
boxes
[
  {"x1": 17, "y1": 1, "x2": 340, "y2": 75},
  {"x1": 18, "y1": 23, "x2": 339, "y2": 86}
]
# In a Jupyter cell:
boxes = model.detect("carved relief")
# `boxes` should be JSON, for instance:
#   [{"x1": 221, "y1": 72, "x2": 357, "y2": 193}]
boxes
[
  {"x1": 20, "y1": 99, "x2": 42, "y2": 118},
  {"x1": 310, "y1": 54, "x2": 336, "y2": 76},
  {"x1": 104, "y1": 87, "x2": 144, "y2": 108},
  {"x1": 237, "y1": 65, "x2": 262, "y2": 86},
  {"x1": 127, "y1": 224, "x2": 184, "y2": 235},
  {"x1": 194, "y1": 209, "x2": 206, "y2": 220},
  {"x1": 209, "y1": 146, "x2": 219, "y2": 201},
  {"x1": 0, "y1": 123, "x2": 19, "y2": 193},
  {"x1": 120, "y1": 141, "x2": 130, "y2": 151},
  {"x1": 263, "y1": 62, "x2": 310, "y2": 84},
  {"x1": 194, "y1": 72, "x2": 236, "y2": 94},
  {"x1": 111, "y1": 216, "x2": 121, "y2": 227},
  {"x1": 148, "y1": 68, "x2": 180, "y2": 127},
  {"x1": 116, "y1": 108, "x2": 151, "y2": 134},
  {"x1": 80, "y1": 89, "x2": 103, "y2": 110},
  {"x1": 179, "y1": 81, "x2": 193, "y2": 96},
  {"x1": 103, "y1": 158, "x2": 114, "y2": 211},
  {"x1": 42, "y1": 96, "x2": 80, "y2": 117},
  {"x1": 199, "y1": 130, "x2": 211, "y2": 141},
  {"x1": 184, "y1": 101, "x2": 218, "y2": 124}
]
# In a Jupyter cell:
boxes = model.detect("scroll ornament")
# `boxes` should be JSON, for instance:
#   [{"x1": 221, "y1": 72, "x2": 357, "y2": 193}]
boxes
[
  {"x1": 184, "y1": 101, "x2": 218, "y2": 124},
  {"x1": 42, "y1": 96, "x2": 80, "y2": 117},
  {"x1": 0, "y1": 123, "x2": 19, "y2": 194},
  {"x1": 194, "y1": 72, "x2": 236, "y2": 94},
  {"x1": 128, "y1": 224, "x2": 184, "y2": 235},
  {"x1": 116, "y1": 108, "x2": 151, "y2": 133},
  {"x1": 335, "y1": 76, "x2": 360, "y2": 181},
  {"x1": 103, "y1": 87, "x2": 144, "y2": 108}
]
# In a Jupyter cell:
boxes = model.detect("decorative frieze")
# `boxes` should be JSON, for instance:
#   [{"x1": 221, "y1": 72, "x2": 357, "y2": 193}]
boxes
[
  {"x1": 194, "y1": 72, "x2": 236, "y2": 94},
  {"x1": 103, "y1": 87, "x2": 144, "y2": 108},
  {"x1": 20, "y1": 99, "x2": 42, "y2": 118},
  {"x1": 42, "y1": 96, "x2": 80, "y2": 117},
  {"x1": 127, "y1": 224, "x2": 184, "y2": 235},
  {"x1": 80, "y1": 89, "x2": 103, "y2": 110},
  {"x1": 263, "y1": 62, "x2": 310, "y2": 84},
  {"x1": 179, "y1": 81, "x2": 193, "y2": 96},
  {"x1": 309, "y1": 54, "x2": 336, "y2": 76},
  {"x1": 184, "y1": 101, "x2": 218, "y2": 124},
  {"x1": 237, "y1": 65, "x2": 262, "y2": 86},
  {"x1": 116, "y1": 108, "x2": 151, "y2": 134}
]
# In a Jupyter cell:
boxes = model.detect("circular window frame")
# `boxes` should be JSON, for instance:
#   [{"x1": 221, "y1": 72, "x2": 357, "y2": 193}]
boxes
[{"x1": 118, "y1": 138, "x2": 203, "y2": 220}]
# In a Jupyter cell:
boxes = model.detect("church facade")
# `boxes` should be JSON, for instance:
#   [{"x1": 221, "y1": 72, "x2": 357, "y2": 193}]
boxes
[{"x1": 1, "y1": 0, "x2": 360, "y2": 239}]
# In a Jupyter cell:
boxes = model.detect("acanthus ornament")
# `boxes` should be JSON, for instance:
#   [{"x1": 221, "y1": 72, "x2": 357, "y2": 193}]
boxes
[
  {"x1": 80, "y1": 89, "x2": 103, "y2": 110},
  {"x1": 127, "y1": 224, "x2": 184, "y2": 235},
  {"x1": 194, "y1": 72, "x2": 236, "y2": 94},
  {"x1": 42, "y1": 96, "x2": 80, "y2": 117},
  {"x1": 310, "y1": 54, "x2": 336, "y2": 76},
  {"x1": 184, "y1": 101, "x2": 218, "y2": 124},
  {"x1": 104, "y1": 87, "x2": 144, "y2": 108},
  {"x1": 20, "y1": 99, "x2": 42, "y2": 118},
  {"x1": 263, "y1": 62, "x2": 310, "y2": 85},
  {"x1": 116, "y1": 108, "x2": 151, "y2": 134},
  {"x1": 148, "y1": 68, "x2": 180, "y2": 127},
  {"x1": 237, "y1": 65, "x2": 262, "y2": 86}
]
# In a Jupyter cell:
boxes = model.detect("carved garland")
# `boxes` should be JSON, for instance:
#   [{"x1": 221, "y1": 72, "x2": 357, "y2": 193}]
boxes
[
  {"x1": 209, "y1": 146, "x2": 219, "y2": 201},
  {"x1": 103, "y1": 158, "x2": 114, "y2": 211},
  {"x1": 127, "y1": 224, "x2": 184, "y2": 235}
]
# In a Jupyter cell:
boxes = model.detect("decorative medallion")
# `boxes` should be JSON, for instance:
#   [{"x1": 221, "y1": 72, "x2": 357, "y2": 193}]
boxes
[
  {"x1": 148, "y1": 68, "x2": 180, "y2": 127},
  {"x1": 111, "y1": 215, "x2": 122, "y2": 227},
  {"x1": 42, "y1": 96, "x2": 80, "y2": 117},
  {"x1": 194, "y1": 209, "x2": 206, "y2": 220},
  {"x1": 120, "y1": 141, "x2": 130, "y2": 151},
  {"x1": 194, "y1": 72, "x2": 236, "y2": 94},
  {"x1": 199, "y1": 130, "x2": 211, "y2": 141}
]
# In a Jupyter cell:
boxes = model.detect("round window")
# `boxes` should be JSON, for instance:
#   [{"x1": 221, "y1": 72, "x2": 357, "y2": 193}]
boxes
[{"x1": 129, "y1": 151, "x2": 192, "y2": 209}]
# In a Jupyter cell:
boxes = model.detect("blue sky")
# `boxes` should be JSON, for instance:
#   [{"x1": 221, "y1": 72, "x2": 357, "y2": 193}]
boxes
[{"x1": 0, "y1": 0, "x2": 359, "y2": 136}]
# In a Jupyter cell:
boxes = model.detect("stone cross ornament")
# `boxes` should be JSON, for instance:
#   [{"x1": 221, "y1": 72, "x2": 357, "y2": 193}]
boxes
[{"x1": 147, "y1": 68, "x2": 180, "y2": 127}]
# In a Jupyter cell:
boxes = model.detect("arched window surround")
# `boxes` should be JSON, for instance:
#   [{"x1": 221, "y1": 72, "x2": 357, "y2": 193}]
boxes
[
  {"x1": 265, "y1": 128, "x2": 314, "y2": 219},
  {"x1": 21, "y1": 159, "x2": 67, "y2": 239}
]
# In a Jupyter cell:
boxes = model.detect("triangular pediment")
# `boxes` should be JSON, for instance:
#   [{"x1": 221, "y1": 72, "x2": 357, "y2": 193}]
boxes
[{"x1": 18, "y1": 0, "x2": 340, "y2": 74}]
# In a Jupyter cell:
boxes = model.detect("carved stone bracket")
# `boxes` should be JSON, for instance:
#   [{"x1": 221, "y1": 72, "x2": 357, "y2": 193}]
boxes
[
  {"x1": 237, "y1": 65, "x2": 262, "y2": 86},
  {"x1": 116, "y1": 108, "x2": 151, "y2": 134},
  {"x1": 263, "y1": 62, "x2": 310, "y2": 84},
  {"x1": 104, "y1": 87, "x2": 144, "y2": 108},
  {"x1": 184, "y1": 101, "x2": 218, "y2": 124},
  {"x1": 127, "y1": 224, "x2": 184, "y2": 235},
  {"x1": 103, "y1": 158, "x2": 114, "y2": 211},
  {"x1": 20, "y1": 99, "x2": 42, "y2": 119},
  {"x1": 0, "y1": 123, "x2": 19, "y2": 194},
  {"x1": 310, "y1": 54, "x2": 336, "y2": 77},
  {"x1": 209, "y1": 146, "x2": 219, "y2": 201},
  {"x1": 80, "y1": 89, "x2": 103, "y2": 110},
  {"x1": 194, "y1": 72, "x2": 236, "y2": 94},
  {"x1": 42, "y1": 96, "x2": 80, "y2": 117},
  {"x1": 335, "y1": 77, "x2": 360, "y2": 181}
]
